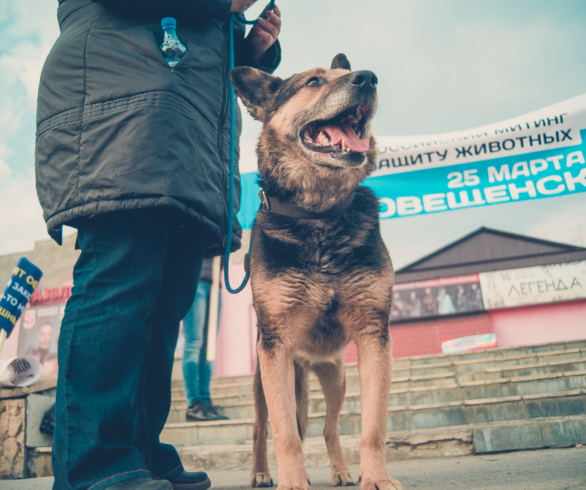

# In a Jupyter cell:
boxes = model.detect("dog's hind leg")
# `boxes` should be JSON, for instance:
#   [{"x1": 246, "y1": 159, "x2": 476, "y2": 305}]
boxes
[
  {"x1": 251, "y1": 360, "x2": 274, "y2": 487},
  {"x1": 294, "y1": 360, "x2": 309, "y2": 442},
  {"x1": 313, "y1": 358, "x2": 358, "y2": 487}
]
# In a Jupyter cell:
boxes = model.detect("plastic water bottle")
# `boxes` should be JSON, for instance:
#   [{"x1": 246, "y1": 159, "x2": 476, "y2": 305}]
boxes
[{"x1": 160, "y1": 17, "x2": 187, "y2": 67}]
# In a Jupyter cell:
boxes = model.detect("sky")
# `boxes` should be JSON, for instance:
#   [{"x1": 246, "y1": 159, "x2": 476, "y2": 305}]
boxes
[{"x1": 1, "y1": 1, "x2": 586, "y2": 269}]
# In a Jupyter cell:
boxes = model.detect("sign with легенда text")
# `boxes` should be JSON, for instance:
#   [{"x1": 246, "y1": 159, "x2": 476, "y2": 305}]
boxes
[{"x1": 478, "y1": 261, "x2": 586, "y2": 310}]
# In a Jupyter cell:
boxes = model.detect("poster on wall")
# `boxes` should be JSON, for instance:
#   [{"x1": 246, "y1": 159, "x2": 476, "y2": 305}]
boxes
[
  {"x1": 17, "y1": 303, "x2": 66, "y2": 376},
  {"x1": 479, "y1": 260, "x2": 586, "y2": 310},
  {"x1": 391, "y1": 274, "x2": 484, "y2": 321}
]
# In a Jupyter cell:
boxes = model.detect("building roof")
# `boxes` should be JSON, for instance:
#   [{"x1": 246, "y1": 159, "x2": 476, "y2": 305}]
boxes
[{"x1": 395, "y1": 227, "x2": 586, "y2": 283}]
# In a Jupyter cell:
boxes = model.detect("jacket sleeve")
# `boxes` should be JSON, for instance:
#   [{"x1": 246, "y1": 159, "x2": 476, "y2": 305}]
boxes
[{"x1": 91, "y1": 0, "x2": 231, "y2": 20}]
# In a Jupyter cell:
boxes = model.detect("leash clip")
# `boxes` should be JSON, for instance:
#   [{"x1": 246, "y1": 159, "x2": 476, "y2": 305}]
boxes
[{"x1": 258, "y1": 189, "x2": 271, "y2": 210}]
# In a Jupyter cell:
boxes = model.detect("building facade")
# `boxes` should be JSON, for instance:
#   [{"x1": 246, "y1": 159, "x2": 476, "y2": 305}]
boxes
[{"x1": 2, "y1": 228, "x2": 585, "y2": 377}]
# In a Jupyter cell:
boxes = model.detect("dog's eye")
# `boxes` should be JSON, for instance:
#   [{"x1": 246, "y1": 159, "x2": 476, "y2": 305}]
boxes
[{"x1": 306, "y1": 77, "x2": 321, "y2": 87}]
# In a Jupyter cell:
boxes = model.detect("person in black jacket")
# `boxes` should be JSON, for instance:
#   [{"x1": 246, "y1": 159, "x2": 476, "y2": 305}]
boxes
[{"x1": 35, "y1": 1, "x2": 281, "y2": 489}]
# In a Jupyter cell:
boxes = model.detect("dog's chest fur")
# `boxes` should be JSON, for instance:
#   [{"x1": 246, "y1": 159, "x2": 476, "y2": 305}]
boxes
[{"x1": 250, "y1": 187, "x2": 393, "y2": 361}]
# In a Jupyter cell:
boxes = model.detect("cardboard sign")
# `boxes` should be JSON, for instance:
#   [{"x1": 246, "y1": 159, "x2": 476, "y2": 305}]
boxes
[{"x1": 441, "y1": 333, "x2": 498, "y2": 354}]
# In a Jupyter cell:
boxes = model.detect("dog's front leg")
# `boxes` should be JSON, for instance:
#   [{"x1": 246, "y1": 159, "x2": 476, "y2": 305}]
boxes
[
  {"x1": 258, "y1": 341, "x2": 310, "y2": 490},
  {"x1": 355, "y1": 333, "x2": 403, "y2": 490},
  {"x1": 313, "y1": 359, "x2": 358, "y2": 487}
]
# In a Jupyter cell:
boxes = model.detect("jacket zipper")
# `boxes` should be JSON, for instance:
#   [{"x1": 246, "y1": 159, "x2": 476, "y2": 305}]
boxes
[{"x1": 218, "y1": 18, "x2": 231, "y2": 237}]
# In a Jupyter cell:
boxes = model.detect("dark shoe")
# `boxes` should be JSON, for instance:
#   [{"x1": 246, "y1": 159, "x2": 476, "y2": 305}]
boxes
[
  {"x1": 169, "y1": 470, "x2": 211, "y2": 490},
  {"x1": 203, "y1": 401, "x2": 229, "y2": 421},
  {"x1": 186, "y1": 400, "x2": 214, "y2": 421},
  {"x1": 40, "y1": 403, "x2": 55, "y2": 436},
  {"x1": 106, "y1": 478, "x2": 172, "y2": 489}
]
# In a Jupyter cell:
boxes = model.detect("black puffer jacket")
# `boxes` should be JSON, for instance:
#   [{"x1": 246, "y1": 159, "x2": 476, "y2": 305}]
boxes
[{"x1": 36, "y1": 0, "x2": 280, "y2": 253}]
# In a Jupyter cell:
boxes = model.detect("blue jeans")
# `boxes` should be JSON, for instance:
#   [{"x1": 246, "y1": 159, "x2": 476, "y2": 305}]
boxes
[
  {"x1": 53, "y1": 209, "x2": 208, "y2": 490},
  {"x1": 182, "y1": 280, "x2": 221, "y2": 406}
]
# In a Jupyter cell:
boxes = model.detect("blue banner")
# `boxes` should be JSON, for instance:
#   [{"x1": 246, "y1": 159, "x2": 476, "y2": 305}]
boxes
[
  {"x1": 370, "y1": 132, "x2": 586, "y2": 219},
  {"x1": 237, "y1": 94, "x2": 586, "y2": 229}
]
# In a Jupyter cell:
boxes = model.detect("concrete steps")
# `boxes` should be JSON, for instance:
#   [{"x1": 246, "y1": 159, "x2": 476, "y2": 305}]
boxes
[
  {"x1": 171, "y1": 345, "x2": 586, "y2": 397},
  {"x1": 169, "y1": 347, "x2": 586, "y2": 413},
  {"x1": 175, "y1": 415, "x2": 586, "y2": 471},
  {"x1": 24, "y1": 339, "x2": 586, "y2": 478},
  {"x1": 161, "y1": 389, "x2": 586, "y2": 446},
  {"x1": 171, "y1": 340, "x2": 586, "y2": 389},
  {"x1": 167, "y1": 371, "x2": 586, "y2": 423},
  {"x1": 162, "y1": 340, "x2": 586, "y2": 460}
]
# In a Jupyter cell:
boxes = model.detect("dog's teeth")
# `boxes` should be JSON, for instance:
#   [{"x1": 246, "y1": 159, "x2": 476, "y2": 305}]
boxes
[
  {"x1": 341, "y1": 139, "x2": 348, "y2": 151},
  {"x1": 317, "y1": 131, "x2": 329, "y2": 145}
]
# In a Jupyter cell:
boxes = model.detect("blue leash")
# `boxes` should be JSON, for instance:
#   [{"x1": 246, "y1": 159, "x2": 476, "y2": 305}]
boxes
[
  {"x1": 234, "y1": 0, "x2": 276, "y2": 25},
  {"x1": 224, "y1": 4, "x2": 275, "y2": 294}
]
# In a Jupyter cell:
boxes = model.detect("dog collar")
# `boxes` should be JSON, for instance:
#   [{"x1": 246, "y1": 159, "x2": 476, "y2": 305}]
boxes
[{"x1": 258, "y1": 189, "x2": 355, "y2": 219}]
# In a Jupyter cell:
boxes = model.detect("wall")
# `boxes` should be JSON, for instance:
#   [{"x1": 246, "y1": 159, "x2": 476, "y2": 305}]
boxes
[
  {"x1": 215, "y1": 264, "x2": 258, "y2": 377},
  {"x1": 213, "y1": 287, "x2": 586, "y2": 372},
  {"x1": 489, "y1": 300, "x2": 586, "y2": 348},
  {"x1": 388, "y1": 314, "x2": 494, "y2": 358}
]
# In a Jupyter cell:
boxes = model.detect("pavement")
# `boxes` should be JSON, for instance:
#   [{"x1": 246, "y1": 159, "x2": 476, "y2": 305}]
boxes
[{"x1": 2, "y1": 447, "x2": 586, "y2": 490}]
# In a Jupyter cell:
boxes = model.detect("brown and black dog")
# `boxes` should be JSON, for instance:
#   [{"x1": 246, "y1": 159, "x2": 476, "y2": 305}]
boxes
[{"x1": 231, "y1": 54, "x2": 403, "y2": 490}]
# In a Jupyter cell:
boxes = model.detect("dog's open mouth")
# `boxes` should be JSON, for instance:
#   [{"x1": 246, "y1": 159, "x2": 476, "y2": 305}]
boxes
[{"x1": 301, "y1": 104, "x2": 370, "y2": 154}]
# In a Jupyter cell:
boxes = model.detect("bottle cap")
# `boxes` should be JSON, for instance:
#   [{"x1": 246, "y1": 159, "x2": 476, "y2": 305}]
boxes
[{"x1": 161, "y1": 17, "x2": 177, "y2": 30}]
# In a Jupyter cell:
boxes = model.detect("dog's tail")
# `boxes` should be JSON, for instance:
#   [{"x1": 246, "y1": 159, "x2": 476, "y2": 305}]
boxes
[{"x1": 294, "y1": 360, "x2": 309, "y2": 442}]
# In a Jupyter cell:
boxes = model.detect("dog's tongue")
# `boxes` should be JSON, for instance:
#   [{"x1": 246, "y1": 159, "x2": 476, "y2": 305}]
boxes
[{"x1": 321, "y1": 124, "x2": 369, "y2": 152}]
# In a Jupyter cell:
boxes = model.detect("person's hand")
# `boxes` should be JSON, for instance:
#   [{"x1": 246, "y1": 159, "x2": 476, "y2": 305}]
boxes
[
  {"x1": 250, "y1": 4, "x2": 281, "y2": 62},
  {"x1": 231, "y1": 0, "x2": 258, "y2": 13}
]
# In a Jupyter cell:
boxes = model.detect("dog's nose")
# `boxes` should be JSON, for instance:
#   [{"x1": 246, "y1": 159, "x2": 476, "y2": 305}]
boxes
[{"x1": 350, "y1": 70, "x2": 378, "y2": 90}]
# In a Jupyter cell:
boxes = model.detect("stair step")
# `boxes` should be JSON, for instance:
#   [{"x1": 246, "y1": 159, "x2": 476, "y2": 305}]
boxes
[
  {"x1": 161, "y1": 389, "x2": 586, "y2": 446},
  {"x1": 167, "y1": 371, "x2": 586, "y2": 423},
  {"x1": 175, "y1": 414, "x2": 586, "y2": 471},
  {"x1": 170, "y1": 354, "x2": 586, "y2": 401},
  {"x1": 171, "y1": 351, "x2": 586, "y2": 397},
  {"x1": 171, "y1": 341, "x2": 586, "y2": 389},
  {"x1": 27, "y1": 414, "x2": 586, "y2": 478}
]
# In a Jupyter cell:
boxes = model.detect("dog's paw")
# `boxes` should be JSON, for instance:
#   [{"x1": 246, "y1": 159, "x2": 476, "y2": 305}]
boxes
[
  {"x1": 333, "y1": 471, "x2": 358, "y2": 486},
  {"x1": 360, "y1": 478, "x2": 404, "y2": 490},
  {"x1": 276, "y1": 486, "x2": 310, "y2": 490},
  {"x1": 276, "y1": 477, "x2": 311, "y2": 490},
  {"x1": 251, "y1": 472, "x2": 274, "y2": 487}
]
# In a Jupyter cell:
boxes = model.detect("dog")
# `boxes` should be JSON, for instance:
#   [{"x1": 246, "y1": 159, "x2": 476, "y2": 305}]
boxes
[{"x1": 231, "y1": 54, "x2": 403, "y2": 490}]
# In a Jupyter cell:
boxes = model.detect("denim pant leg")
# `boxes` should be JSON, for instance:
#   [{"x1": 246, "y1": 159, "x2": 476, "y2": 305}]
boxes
[
  {"x1": 52, "y1": 210, "x2": 207, "y2": 490},
  {"x1": 198, "y1": 287, "x2": 221, "y2": 403},
  {"x1": 141, "y1": 222, "x2": 208, "y2": 480},
  {"x1": 182, "y1": 281, "x2": 211, "y2": 407}
]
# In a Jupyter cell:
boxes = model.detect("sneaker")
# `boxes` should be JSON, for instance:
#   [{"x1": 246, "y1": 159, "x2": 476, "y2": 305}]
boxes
[
  {"x1": 203, "y1": 401, "x2": 229, "y2": 421},
  {"x1": 40, "y1": 403, "x2": 55, "y2": 436},
  {"x1": 186, "y1": 400, "x2": 214, "y2": 421}
]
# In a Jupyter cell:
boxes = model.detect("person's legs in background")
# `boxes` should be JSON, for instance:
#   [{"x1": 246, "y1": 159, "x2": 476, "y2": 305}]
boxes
[
  {"x1": 182, "y1": 281, "x2": 211, "y2": 421},
  {"x1": 197, "y1": 290, "x2": 227, "y2": 420},
  {"x1": 182, "y1": 273, "x2": 227, "y2": 422}
]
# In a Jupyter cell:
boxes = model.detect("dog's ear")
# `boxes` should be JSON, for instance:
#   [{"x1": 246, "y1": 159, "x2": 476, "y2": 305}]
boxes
[
  {"x1": 331, "y1": 54, "x2": 351, "y2": 71},
  {"x1": 231, "y1": 67, "x2": 283, "y2": 122}
]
